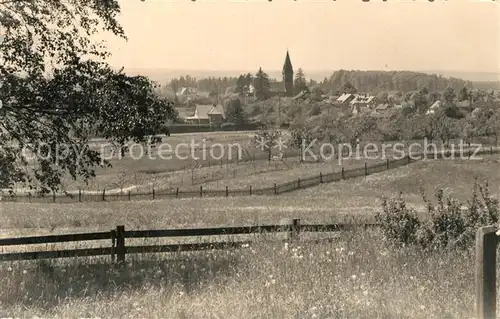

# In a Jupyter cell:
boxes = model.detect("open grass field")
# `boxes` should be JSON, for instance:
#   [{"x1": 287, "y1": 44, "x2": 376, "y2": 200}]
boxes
[
  {"x1": 2, "y1": 155, "x2": 499, "y2": 233},
  {"x1": 0, "y1": 230, "x2": 488, "y2": 318},
  {"x1": 1, "y1": 155, "x2": 499, "y2": 318}
]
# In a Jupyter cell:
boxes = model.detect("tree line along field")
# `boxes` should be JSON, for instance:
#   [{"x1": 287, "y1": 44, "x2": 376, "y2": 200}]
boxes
[{"x1": 1, "y1": 155, "x2": 499, "y2": 318}]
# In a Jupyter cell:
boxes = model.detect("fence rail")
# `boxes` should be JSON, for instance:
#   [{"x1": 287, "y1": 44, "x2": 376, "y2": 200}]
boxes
[
  {"x1": 2, "y1": 147, "x2": 498, "y2": 204},
  {"x1": 0, "y1": 219, "x2": 379, "y2": 263}
]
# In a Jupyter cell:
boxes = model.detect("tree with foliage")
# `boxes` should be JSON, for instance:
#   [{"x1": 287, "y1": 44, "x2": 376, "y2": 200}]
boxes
[
  {"x1": 293, "y1": 68, "x2": 308, "y2": 95},
  {"x1": 253, "y1": 67, "x2": 270, "y2": 101},
  {"x1": 252, "y1": 126, "x2": 282, "y2": 162},
  {"x1": 443, "y1": 86, "x2": 456, "y2": 104},
  {"x1": 342, "y1": 81, "x2": 357, "y2": 94},
  {"x1": 427, "y1": 92, "x2": 441, "y2": 105},
  {"x1": 310, "y1": 86, "x2": 325, "y2": 102},
  {"x1": 458, "y1": 87, "x2": 470, "y2": 102},
  {"x1": 442, "y1": 104, "x2": 465, "y2": 119},
  {"x1": 0, "y1": 0, "x2": 175, "y2": 194},
  {"x1": 476, "y1": 108, "x2": 500, "y2": 146},
  {"x1": 235, "y1": 74, "x2": 253, "y2": 96},
  {"x1": 435, "y1": 112, "x2": 458, "y2": 147},
  {"x1": 289, "y1": 127, "x2": 315, "y2": 162},
  {"x1": 415, "y1": 114, "x2": 438, "y2": 145},
  {"x1": 411, "y1": 90, "x2": 429, "y2": 114},
  {"x1": 458, "y1": 116, "x2": 476, "y2": 149},
  {"x1": 224, "y1": 98, "x2": 246, "y2": 125}
]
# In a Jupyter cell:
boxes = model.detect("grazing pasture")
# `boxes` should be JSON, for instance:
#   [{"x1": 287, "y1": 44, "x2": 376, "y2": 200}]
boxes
[{"x1": 1, "y1": 156, "x2": 499, "y2": 318}]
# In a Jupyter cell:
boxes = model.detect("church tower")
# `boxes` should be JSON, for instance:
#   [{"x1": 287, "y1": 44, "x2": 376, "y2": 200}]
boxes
[{"x1": 282, "y1": 50, "x2": 294, "y2": 96}]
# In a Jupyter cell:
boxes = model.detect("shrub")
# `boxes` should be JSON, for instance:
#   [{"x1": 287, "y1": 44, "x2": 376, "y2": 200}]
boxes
[
  {"x1": 376, "y1": 193, "x2": 421, "y2": 247},
  {"x1": 376, "y1": 179, "x2": 499, "y2": 249}
]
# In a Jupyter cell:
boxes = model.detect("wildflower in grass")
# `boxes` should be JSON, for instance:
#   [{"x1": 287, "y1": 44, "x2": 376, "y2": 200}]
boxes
[
  {"x1": 7, "y1": 267, "x2": 12, "y2": 272},
  {"x1": 22, "y1": 270, "x2": 27, "y2": 274},
  {"x1": 351, "y1": 274, "x2": 357, "y2": 280}
]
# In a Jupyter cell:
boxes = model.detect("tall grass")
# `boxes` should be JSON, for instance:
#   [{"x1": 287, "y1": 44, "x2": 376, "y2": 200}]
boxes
[{"x1": 0, "y1": 230, "x2": 484, "y2": 318}]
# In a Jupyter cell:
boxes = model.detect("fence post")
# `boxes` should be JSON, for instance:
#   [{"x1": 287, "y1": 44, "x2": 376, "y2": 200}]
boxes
[
  {"x1": 386, "y1": 159, "x2": 389, "y2": 170},
  {"x1": 274, "y1": 183, "x2": 277, "y2": 195},
  {"x1": 290, "y1": 218, "x2": 300, "y2": 242},
  {"x1": 176, "y1": 188, "x2": 179, "y2": 198},
  {"x1": 249, "y1": 185, "x2": 252, "y2": 196},
  {"x1": 128, "y1": 190, "x2": 131, "y2": 201},
  {"x1": 116, "y1": 225, "x2": 125, "y2": 265},
  {"x1": 200, "y1": 186, "x2": 203, "y2": 197},
  {"x1": 320, "y1": 172, "x2": 323, "y2": 183},
  {"x1": 52, "y1": 191, "x2": 56, "y2": 203},
  {"x1": 78, "y1": 190, "x2": 82, "y2": 202},
  {"x1": 476, "y1": 225, "x2": 497, "y2": 319},
  {"x1": 341, "y1": 167, "x2": 345, "y2": 179},
  {"x1": 407, "y1": 155, "x2": 411, "y2": 164},
  {"x1": 225, "y1": 186, "x2": 228, "y2": 197},
  {"x1": 102, "y1": 189, "x2": 106, "y2": 201},
  {"x1": 297, "y1": 178, "x2": 301, "y2": 189},
  {"x1": 364, "y1": 163, "x2": 368, "y2": 176},
  {"x1": 110, "y1": 229, "x2": 116, "y2": 263},
  {"x1": 152, "y1": 187, "x2": 155, "y2": 200}
]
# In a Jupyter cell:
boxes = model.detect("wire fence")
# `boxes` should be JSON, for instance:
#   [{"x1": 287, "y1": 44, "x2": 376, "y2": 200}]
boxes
[{"x1": 2, "y1": 146, "x2": 498, "y2": 204}]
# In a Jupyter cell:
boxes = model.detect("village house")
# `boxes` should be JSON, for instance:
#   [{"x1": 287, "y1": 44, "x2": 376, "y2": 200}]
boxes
[
  {"x1": 349, "y1": 94, "x2": 376, "y2": 114},
  {"x1": 185, "y1": 104, "x2": 225, "y2": 126},
  {"x1": 335, "y1": 93, "x2": 355, "y2": 105},
  {"x1": 426, "y1": 100, "x2": 441, "y2": 115}
]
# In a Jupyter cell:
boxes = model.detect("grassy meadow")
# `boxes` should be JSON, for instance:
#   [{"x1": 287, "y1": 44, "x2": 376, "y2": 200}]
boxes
[{"x1": 1, "y1": 153, "x2": 499, "y2": 317}]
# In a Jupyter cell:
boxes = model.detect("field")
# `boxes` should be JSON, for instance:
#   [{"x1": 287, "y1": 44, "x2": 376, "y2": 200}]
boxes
[{"x1": 1, "y1": 154, "x2": 500, "y2": 317}]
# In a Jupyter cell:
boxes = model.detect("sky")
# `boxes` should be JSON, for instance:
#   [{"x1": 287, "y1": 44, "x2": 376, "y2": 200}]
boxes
[{"x1": 103, "y1": 0, "x2": 500, "y2": 76}]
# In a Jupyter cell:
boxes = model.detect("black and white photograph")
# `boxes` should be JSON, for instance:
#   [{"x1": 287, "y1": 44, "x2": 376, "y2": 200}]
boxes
[{"x1": 0, "y1": 0, "x2": 499, "y2": 318}]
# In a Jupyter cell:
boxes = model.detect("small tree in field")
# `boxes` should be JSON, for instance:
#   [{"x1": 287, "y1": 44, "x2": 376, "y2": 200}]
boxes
[
  {"x1": 435, "y1": 114, "x2": 457, "y2": 148},
  {"x1": 225, "y1": 98, "x2": 247, "y2": 125},
  {"x1": 459, "y1": 116, "x2": 476, "y2": 149},
  {"x1": 252, "y1": 126, "x2": 282, "y2": 162},
  {"x1": 289, "y1": 127, "x2": 315, "y2": 162}
]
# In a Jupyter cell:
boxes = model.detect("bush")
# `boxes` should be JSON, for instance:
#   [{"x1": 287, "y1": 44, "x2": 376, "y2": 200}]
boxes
[
  {"x1": 376, "y1": 193, "x2": 421, "y2": 247},
  {"x1": 376, "y1": 179, "x2": 499, "y2": 249}
]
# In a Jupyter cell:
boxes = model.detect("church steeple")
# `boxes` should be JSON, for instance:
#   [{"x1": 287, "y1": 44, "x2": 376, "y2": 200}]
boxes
[{"x1": 282, "y1": 50, "x2": 294, "y2": 96}]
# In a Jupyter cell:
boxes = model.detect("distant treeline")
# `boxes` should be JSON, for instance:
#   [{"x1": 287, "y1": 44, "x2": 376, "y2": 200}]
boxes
[
  {"x1": 319, "y1": 70, "x2": 475, "y2": 93},
  {"x1": 162, "y1": 70, "x2": 496, "y2": 97}
]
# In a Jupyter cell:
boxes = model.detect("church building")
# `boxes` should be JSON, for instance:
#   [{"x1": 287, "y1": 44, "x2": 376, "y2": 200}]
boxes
[{"x1": 269, "y1": 51, "x2": 294, "y2": 97}]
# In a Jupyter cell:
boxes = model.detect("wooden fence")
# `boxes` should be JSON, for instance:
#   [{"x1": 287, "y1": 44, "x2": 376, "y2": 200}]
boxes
[
  {"x1": 2, "y1": 146, "x2": 498, "y2": 204},
  {"x1": 0, "y1": 219, "x2": 379, "y2": 263}
]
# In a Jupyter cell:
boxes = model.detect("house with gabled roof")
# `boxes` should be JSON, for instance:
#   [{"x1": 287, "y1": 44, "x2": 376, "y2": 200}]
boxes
[
  {"x1": 185, "y1": 104, "x2": 225, "y2": 126},
  {"x1": 335, "y1": 93, "x2": 355, "y2": 104},
  {"x1": 350, "y1": 94, "x2": 376, "y2": 114},
  {"x1": 426, "y1": 100, "x2": 441, "y2": 115}
]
